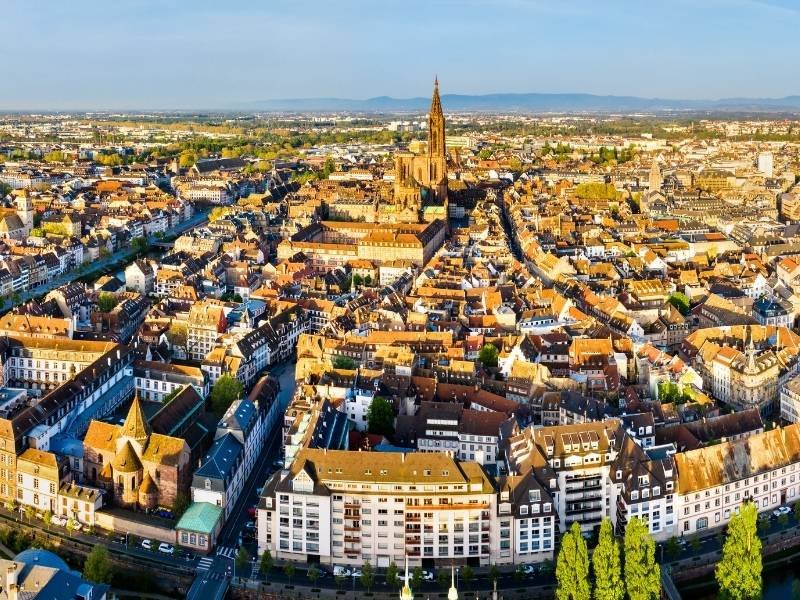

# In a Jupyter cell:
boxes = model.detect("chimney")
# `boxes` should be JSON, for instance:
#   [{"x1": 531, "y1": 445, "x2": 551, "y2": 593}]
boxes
[{"x1": 6, "y1": 563, "x2": 18, "y2": 600}]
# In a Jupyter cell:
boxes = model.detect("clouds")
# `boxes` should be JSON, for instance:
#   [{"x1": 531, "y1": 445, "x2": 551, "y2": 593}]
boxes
[{"x1": 0, "y1": 0, "x2": 797, "y2": 109}]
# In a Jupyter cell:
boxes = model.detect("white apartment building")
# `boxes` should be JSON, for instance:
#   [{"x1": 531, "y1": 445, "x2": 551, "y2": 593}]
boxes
[{"x1": 258, "y1": 449, "x2": 499, "y2": 568}]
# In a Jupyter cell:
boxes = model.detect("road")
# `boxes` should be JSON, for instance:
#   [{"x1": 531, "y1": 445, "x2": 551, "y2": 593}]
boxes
[
  {"x1": 18, "y1": 209, "x2": 209, "y2": 303},
  {"x1": 188, "y1": 360, "x2": 297, "y2": 598}
]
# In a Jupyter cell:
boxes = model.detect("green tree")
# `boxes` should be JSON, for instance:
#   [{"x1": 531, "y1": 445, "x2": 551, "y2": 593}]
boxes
[
  {"x1": 283, "y1": 563, "x2": 295, "y2": 583},
  {"x1": 332, "y1": 355, "x2": 357, "y2": 370},
  {"x1": 131, "y1": 236, "x2": 150, "y2": 255},
  {"x1": 667, "y1": 292, "x2": 690, "y2": 315},
  {"x1": 334, "y1": 574, "x2": 345, "y2": 590},
  {"x1": 716, "y1": 503, "x2": 762, "y2": 600},
  {"x1": 235, "y1": 546, "x2": 250, "y2": 578},
  {"x1": 624, "y1": 518, "x2": 660, "y2": 600},
  {"x1": 259, "y1": 550, "x2": 273, "y2": 578},
  {"x1": 665, "y1": 536, "x2": 681, "y2": 560},
  {"x1": 478, "y1": 343, "x2": 499, "y2": 368},
  {"x1": 162, "y1": 387, "x2": 181, "y2": 404},
  {"x1": 411, "y1": 566, "x2": 423, "y2": 590},
  {"x1": 352, "y1": 274, "x2": 363, "y2": 288},
  {"x1": 364, "y1": 274, "x2": 372, "y2": 286},
  {"x1": 593, "y1": 519, "x2": 623, "y2": 600},
  {"x1": 307, "y1": 564, "x2": 320, "y2": 585},
  {"x1": 83, "y1": 545, "x2": 114, "y2": 584},
  {"x1": 438, "y1": 568, "x2": 451, "y2": 589},
  {"x1": 172, "y1": 493, "x2": 189, "y2": 518},
  {"x1": 209, "y1": 374, "x2": 244, "y2": 417},
  {"x1": 386, "y1": 561, "x2": 399, "y2": 588},
  {"x1": 461, "y1": 564, "x2": 474, "y2": 585},
  {"x1": 555, "y1": 522, "x2": 590, "y2": 600},
  {"x1": 366, "y1": 396, "x2": 395, "y2": 436},
  {"x1": 795, "y1": 503, "x2": 800, "y2": 521},
  {"x1": 97, "y1": 292, "x2": 118, "y2": 313},
  {"x1": 489, "y1": 564, "x2": 501, "y2": 583},
  {"x1": 361, "y1": 560, "x2": 375, "y2": 591},
  {"x1": 43, "y1": 510, "x2": 53, "y2": 529},
  {"x1": 22, "y1": 506, "x2": 33, "y2": 523},
  {"x1": 513, "y1": 564, "x2": 525, "y2": 582}
]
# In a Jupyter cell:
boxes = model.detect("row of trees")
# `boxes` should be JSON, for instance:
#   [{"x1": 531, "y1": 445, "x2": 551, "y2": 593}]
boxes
[{"x1": 556, "y1": 519, "x2": 659, "y2": 600}]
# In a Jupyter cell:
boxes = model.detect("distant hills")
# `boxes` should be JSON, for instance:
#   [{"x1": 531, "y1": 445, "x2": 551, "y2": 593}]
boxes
[{"x1": 244, "y1": 93, "x2": 800, "y2": 113}]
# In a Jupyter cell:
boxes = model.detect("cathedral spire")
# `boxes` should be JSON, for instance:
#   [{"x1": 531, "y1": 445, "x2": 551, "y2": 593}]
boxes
[{"x1": 121, "y1": 392, "x2": 150, "y2": 443}]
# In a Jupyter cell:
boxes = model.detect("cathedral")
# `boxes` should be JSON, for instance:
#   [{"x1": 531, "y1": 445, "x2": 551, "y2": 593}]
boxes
[{"x1": 391, "y1": 78, "x2": 449, "y2": 224}]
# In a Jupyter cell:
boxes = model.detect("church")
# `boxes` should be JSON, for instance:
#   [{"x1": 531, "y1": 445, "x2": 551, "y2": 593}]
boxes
[
  {"x1": 82, "y1": 393, "x2": 191, "y2": 511},
  {"x1": 390, "y1": 78, "x2": 449, "y2": 224}
]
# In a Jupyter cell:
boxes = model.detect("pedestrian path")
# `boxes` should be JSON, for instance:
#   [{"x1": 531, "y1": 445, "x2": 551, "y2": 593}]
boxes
[{"x1": 216, "y1": 545, "x2": 237, "y2": 559}]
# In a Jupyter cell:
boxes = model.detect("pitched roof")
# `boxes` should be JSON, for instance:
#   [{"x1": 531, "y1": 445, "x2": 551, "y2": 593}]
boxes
[{"x1": 121, "y1": 394, "x2": 150, "y2": 442}]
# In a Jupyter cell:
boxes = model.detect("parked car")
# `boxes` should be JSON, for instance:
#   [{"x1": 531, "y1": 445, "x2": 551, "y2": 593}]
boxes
[
  {"x1": 50, "y1": 516, "x2": 66, "y2": 527},
  {"x1": 141, "y1": 539, "x2": 152, "y2": 550},
  {"x1": 247, "y1": 505, "x2": 258, "y2": 519},
  {"x1": 773, "y1": 506, "x2": 791, "y2": 518},
  {"x1": 72, "y1": 523, "x2": 83, "y2": 532},
  {"x1": 272, "y1": 459, "x2": 284, "y2": 470},
  {"x1": 333, "y1": 566, "x2": 350, "y2": 578},
  {"x1": 350, "y1": 569, "x2": 362, "y2": 579},
  {"x1": 244, "y1": 521, "x2": 256, "y2": 531},
  {"x1": 158, "y1": 543, "x2": 175, "y2": 555},
  {"x1": 522, "y1": 564, "x2": 538, "y2": 575},
  {"x1": 422, "y1": 570, "x2": 434, "y2": 581}
]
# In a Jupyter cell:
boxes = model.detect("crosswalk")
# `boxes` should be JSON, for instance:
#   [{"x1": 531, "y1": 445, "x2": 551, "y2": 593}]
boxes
[
  {"x1": 216, "y1": 545, "x2": 237, "y2": 559},
  {"x1": 196, "y1": 556, "x2": 215, "y2": 572}
]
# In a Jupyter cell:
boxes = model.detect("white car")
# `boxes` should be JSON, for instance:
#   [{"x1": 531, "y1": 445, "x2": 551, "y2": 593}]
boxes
[
  {"x1": 72, "y1": 523, "x2": 83, "y2": 532},
  {"x1": 50, "y1": 516, "x2": 66, "y2": 527},
  {"x1": 333, "y1": 566, "x2": 350, "y2": 578},
  {"x1": 141, "y1": 539, "x2": 152, "y2": 550},
  {"x1": 350, "y1": 569, "x2": 362, "y2": 578},
  {"x1": 522, "y1": 564, "x2": 538, "y2": 575},
  {"x1": 422, "y1": 570, "x2": 434, "y2": 581},
  {"x1": 773, "y1": 506, "x2": 791, "y2": 517},
  {"x1": 158, "y1": 543, "x2": 175, "y2": 555}
]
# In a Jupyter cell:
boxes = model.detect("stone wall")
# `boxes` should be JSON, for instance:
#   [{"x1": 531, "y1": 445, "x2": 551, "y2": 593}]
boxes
[{"x1": 95, "y1": 509, "x2": 176, "y2": 544}]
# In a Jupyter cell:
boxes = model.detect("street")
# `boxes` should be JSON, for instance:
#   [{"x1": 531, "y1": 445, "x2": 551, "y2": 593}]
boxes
[{"x1": 187, "y1": 360, "x2": 297, "y2": 598}]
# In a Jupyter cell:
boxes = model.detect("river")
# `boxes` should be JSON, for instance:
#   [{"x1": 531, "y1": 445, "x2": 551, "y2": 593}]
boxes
[{"x1": 685, "y1": 560, "x2": 799, "y2": 598}]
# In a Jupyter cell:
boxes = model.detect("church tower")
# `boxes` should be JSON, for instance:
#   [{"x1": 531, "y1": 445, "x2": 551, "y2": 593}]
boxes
[
  {"x1": 427, "y1": 77, "x2": 448, "y2": 205},
  {"x1": 649, "y1": 157, "x2": 662, "y2": 192}
]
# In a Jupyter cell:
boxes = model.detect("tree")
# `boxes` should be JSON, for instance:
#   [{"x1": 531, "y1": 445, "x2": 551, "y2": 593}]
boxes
[
  {"x1": 334, "y1": 574, "x2": 345, "y2": 590},
  {"x1": 83, "y1": 545, "x2": 113, "y2": 584},
  {"x1": 716, "y1": 503, "x2": 762, "y2": 600},
  {"x1": 364, "y1": 274, "x2": 372, "y2": 286},
  {"x1": 555, "y1": 522, "x2": 590, "y2": 600},
  {"x1": 366, "y1": 396, "x2": 395, "y2": 436},
  {"x1": 97, "y1": 292, "x2": 118, "y2": 313},
  {"x1": 438, "y1": 568, "x2": 451, "y2": 589},
  {"x1": 209, "y1": 374, "x2": 244, "y2": 417},
  {"x1": 283, "y1": 563, "x2": 295, "y2": 583},
  {"x1": 489, "y1": 564, "x2": 500, "y2": 583},
  {"x1": 665, "y1": 536, "x2": 681, "y2": 560},
  {"x1": 332, "y1": 355, "x2": 357, "y2": 370},
  {"x1": 795, "y1": 502, "x2": 800, "y2": 521},
  {"x1": 360, "y1": 560, "x2": 375, "y2": 591},
  {"x1": 172, "y1": 493, "x2": 189, "y2": 518},
  {"x1": 43, "y1": 510, "x2": 52, "y2": 529},
  {"x1": 131, "y1": 236, "x2": 149, "y2": 255},
  {"x1": 478, "y1": 343, "x2": 499, "y2": 368},
  {"x1": 461, "y1": 564, "x2": 474, "y2": 586},
  {"x1": 667, "y1": 292, "x2": 690, "y2": 315},
  {"x1": 22, "y1": 506, "x2": 33, "y2": 523},
  {"x1": 235, "y1": 547, "x2": 250, "y2": 579},
  {"x1": 352, "y1": 274, "x2": 363, "y2": 288},
  {"x1": 307, "y1": 564, "x2": 320, "y2": 585},
  {"x1": 624, "y1": 517, "x2": 661, "y2": 600},
  {"x1": 513, "y1": 564, "x2": 525, "y2": 582},
  {"x1": 593, "y1": 519, "x2": 623, "y2": 600},
  {"x1": 162, "y1": 388, "x2": 181, "y2": 404},
  {"x1": 386, "y1": 561, "x2": 399, "y2": 588},
  {"x1": 259, "y1": 550, "x2": 273, "y2": 578},
  {"x1": 411, "y1": 566, "x2": 423, "y2": 590}
]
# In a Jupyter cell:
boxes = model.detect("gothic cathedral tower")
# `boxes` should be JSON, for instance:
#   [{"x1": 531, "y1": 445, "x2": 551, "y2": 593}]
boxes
[{"x1": 427, "y1": 77, "x2": 448, "y2": 205}]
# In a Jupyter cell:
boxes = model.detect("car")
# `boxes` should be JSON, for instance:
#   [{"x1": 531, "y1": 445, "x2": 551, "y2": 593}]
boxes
[
  {"x1": 333, "y1": 566, "x2": 350, "y2": 578},
  {"x1": 114, "y1": 535, "x2": 126, "y2": 544},
  {"x1": 272, "y1": 459, "x2": 284, "y2": 469},
  {"x1": 244, "y1": 521, "x2": 256, "y2": 531},
  {"x1": 247, "y1": 505, "x2": 258, "y2": 519},
  {"x1": 350, "y1": 569, "x2": 362, "y2": 578},
  {"x1": 50, "y1": 516, "x2": 66, "y2": 527},
  {"x1": 773, "y1": 506, "x2": 791, "y2": 518},
  {"x1": 72, "y1": 523, "x2": 83, "y2": 532},
  {"x1": 141, "y1": 539, "x2": 152, "y2": 550},
  {"x1": 158, "y1": 543, "x2": 175, "y2": 555},
  {"x1": 522, "y1": 564, "x2": 538, "y2": 575},
  {"x1": 422, "y1": 570, "x2": 434, "y2": 581}
]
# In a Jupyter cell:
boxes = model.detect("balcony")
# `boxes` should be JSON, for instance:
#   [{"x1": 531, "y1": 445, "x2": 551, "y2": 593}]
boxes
[
  {"x1": 344, "y1": 535, "x2": 360, "y2": 543},
  {"x1": 406, "y1": 514, "x2": 421, "y2": 522},
  {"x1": 406, "y1": 535, "x2": 421, "y2": 544},
  {"x1": 344, "y1": 524, "x2": 361, "y2": 531}
]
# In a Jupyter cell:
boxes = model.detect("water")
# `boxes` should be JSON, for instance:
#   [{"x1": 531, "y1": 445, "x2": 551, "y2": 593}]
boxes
[{"x1": 687, "y1": 560, "x2": 798, "y2": 598}]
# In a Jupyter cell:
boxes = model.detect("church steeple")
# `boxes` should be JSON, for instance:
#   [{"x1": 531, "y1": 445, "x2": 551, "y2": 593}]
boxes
[
  {"x1": 121, "y1": 392, "x2": 150, "y2": 444},
  {"x1": 428, "y1": 77, "x2": 445, "y2": 158}
]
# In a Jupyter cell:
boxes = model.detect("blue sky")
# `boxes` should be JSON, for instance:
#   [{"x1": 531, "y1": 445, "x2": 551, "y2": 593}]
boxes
[{"x1": 2, "y1": 0, "x2": 799, "y2": 109}]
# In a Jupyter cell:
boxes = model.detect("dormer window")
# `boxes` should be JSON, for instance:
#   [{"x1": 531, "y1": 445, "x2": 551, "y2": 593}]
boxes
[
  {"x1": 204, "y1": 478, "x2": 211, "y2": 490},
  {"x1": 616, "y1": 470, "x2": 622, "y2": 480}
]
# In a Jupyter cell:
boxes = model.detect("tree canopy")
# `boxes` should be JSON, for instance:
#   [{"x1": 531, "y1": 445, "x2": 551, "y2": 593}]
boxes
[
  {"x1": 555, "y1": 522, "x2": 590, "y2": 600},
  {"x1": 478, "y1": 343, "x2": 499, "y2": 368},
  {"x1": 716, "y1": 502, "x2": 762, "y2": 600},
  {"x1": 367, "y1": 396, "x2": 395, "y2": 436},
  {"x1": 209, "y1": 374, "x2": 244, "y2": 417},
  {"x1": 83, "y1": 545, "x2": 114, "y2": 584},
  {"x1": 97, "y1": 292, "x2": 118, "y2": 313},
  {"x1": 667, "y1": 292, "x2": 690, "y2": 315},
  {"x1": 593, "y1": 519, "x2": 624, "y2": 600},
  {"x1": 624, "y1": 518, "x2": 661, "y2": 600}
]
